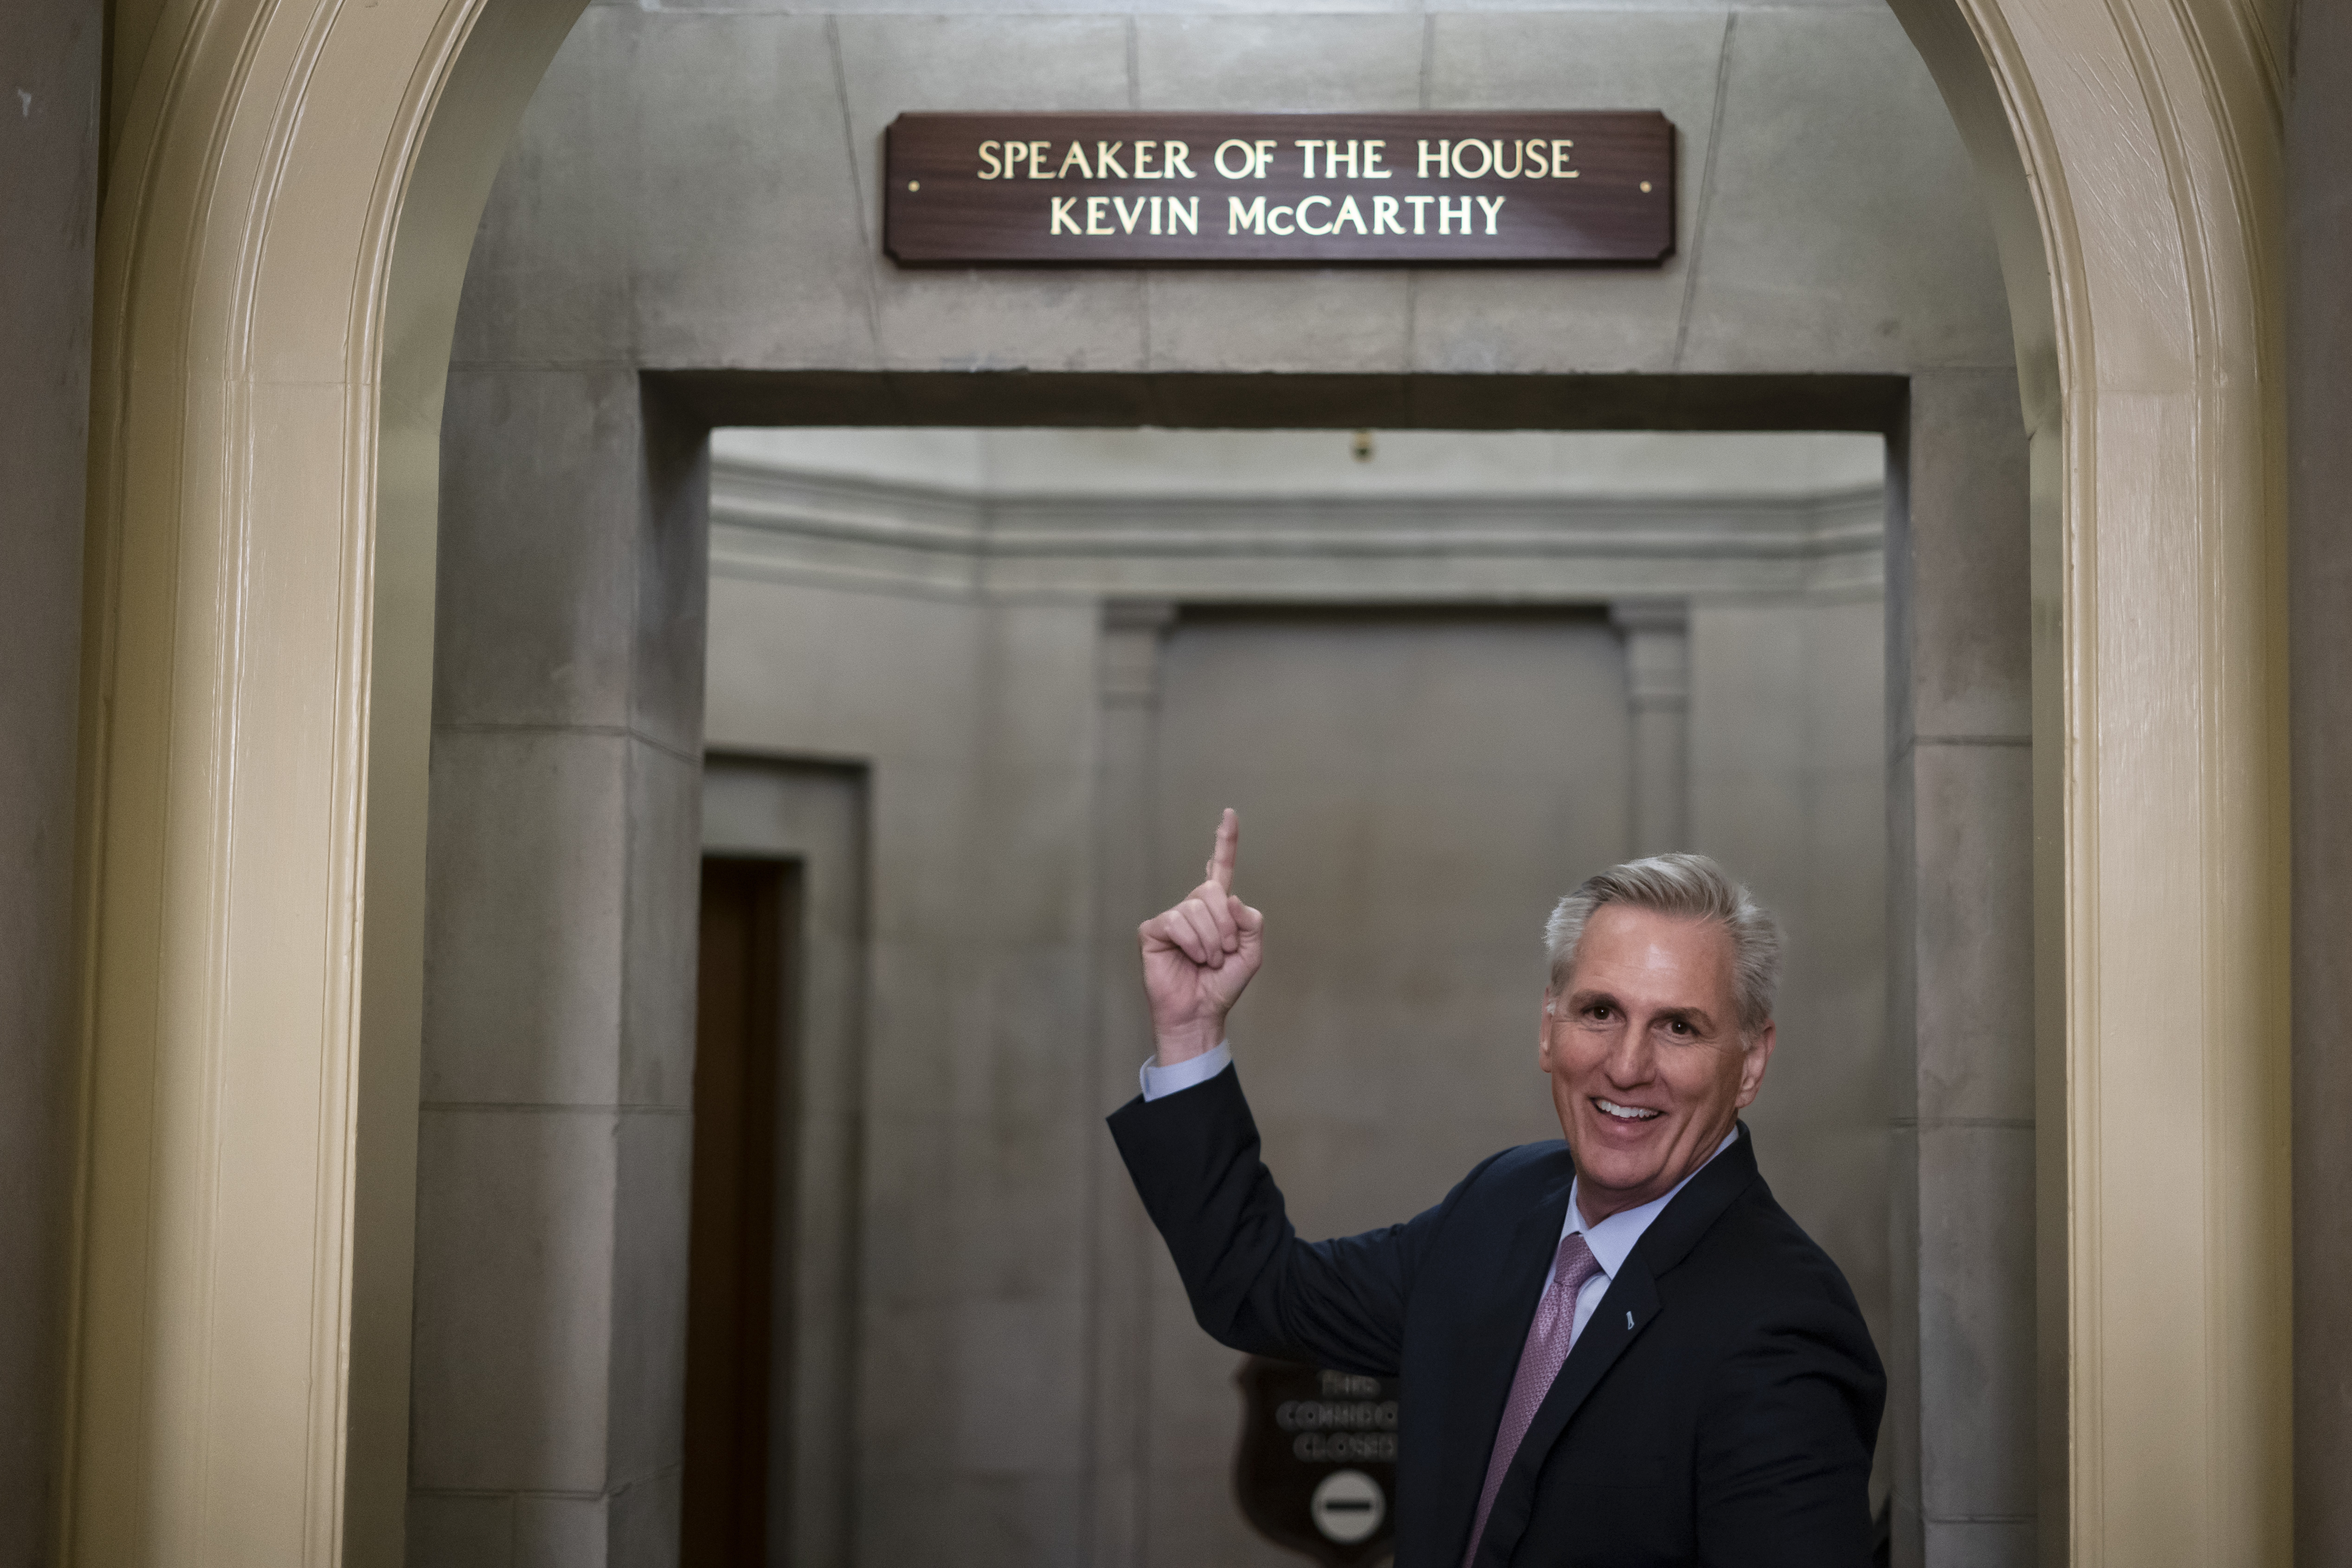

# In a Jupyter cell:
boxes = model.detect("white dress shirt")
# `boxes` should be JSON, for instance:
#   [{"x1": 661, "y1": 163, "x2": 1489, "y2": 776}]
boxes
[{"x1": 1140, "y1": 1045, "x2": 1737, "y2": 1348}]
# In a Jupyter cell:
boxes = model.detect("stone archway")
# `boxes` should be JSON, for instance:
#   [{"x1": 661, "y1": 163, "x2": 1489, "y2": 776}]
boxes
[{"x1": 64, "y1": 2, "x2": 2286, "y2": 1566}]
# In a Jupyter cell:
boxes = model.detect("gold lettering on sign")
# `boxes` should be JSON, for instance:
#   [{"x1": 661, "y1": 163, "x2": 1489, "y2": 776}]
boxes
[{"x1": 1213, "y1": 138, "x2": 1279, "y2": 180}]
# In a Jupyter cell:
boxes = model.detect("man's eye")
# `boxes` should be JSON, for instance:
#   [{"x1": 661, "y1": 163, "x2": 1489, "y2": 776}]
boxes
[{"x1": 1667, "y1": 1020, "x2": 1692, "y2": 1036}]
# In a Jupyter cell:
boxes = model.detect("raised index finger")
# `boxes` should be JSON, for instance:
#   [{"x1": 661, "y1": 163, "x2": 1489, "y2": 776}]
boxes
[{"x1": 1205, "y1": 808, "x2": 1240, "y2": 892}]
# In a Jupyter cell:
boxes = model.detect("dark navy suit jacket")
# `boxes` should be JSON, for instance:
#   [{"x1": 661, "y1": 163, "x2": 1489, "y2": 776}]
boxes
[{"x1": 1108, "y1": 1066, "x2": 1883, "y2": 1568}]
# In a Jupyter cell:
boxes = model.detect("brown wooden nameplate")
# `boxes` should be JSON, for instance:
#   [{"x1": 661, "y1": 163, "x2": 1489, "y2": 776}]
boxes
[{"x1": 883, "y1": 112, "x2": 1674, "y2": 267}]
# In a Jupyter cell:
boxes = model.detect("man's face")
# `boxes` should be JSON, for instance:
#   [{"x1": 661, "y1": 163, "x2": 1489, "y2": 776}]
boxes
[{"x1": 1539, "y1": 903, "x2": 1774, "y2": 1225}]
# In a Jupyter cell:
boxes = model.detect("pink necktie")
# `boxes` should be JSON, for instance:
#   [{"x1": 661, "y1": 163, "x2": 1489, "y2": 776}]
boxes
[{"x1": 1461, "y1": 1230, "x2": 1605, "y2": 1567}]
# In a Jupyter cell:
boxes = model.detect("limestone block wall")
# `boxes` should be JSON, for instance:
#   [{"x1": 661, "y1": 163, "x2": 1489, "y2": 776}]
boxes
[
  {"x1": 453, "y1": 1, "x2": 2011, "y2": 382},
  {"x1": 0, "y1": 0, "x2": 99, "y2": 1559},
  {"x1": 1688, "y1": 596, "x2": 1889, "y2": 1366},
  {"x1": 1884, "y1": 371, "x2": 2036, "y2": 1567},
  {"x1": 2289, "y1": 4, "x2": 2352, "y2": 1557},
  {"x1": 412, "y1": 374, "x2": 710, "y2": 1560}
]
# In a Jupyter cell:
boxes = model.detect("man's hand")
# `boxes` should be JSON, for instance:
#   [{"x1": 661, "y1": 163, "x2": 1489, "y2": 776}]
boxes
[{"x1": 1139, "y1": 808, "x2": 1265, "y2": 1064}]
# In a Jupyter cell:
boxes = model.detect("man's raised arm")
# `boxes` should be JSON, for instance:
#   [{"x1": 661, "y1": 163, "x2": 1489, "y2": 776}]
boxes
[{"x1": 1113, "y1": 812, "x2": 1438, "y2": 1376}]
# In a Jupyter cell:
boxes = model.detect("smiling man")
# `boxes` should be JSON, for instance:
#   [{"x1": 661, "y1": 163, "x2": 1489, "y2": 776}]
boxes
[{"x1": 1110, "y1": 813, "x2": 1883, "y2": 1568}]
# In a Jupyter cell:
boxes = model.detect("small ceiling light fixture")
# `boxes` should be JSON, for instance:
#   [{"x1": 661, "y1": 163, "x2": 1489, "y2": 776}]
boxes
[{"x1": 1351, "y1": 429, "x2": 1375, "y2": 462}]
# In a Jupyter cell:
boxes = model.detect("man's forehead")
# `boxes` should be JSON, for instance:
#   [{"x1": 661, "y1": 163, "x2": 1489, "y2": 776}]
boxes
[{"x1": 1559, "y1": 907, "x2": 1737, "y2": 997}]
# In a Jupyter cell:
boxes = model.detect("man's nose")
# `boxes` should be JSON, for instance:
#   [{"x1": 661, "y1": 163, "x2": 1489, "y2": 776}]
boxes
[{"x1": 1603, "y1": 1024, "x2": 1657, "y2": 1084}]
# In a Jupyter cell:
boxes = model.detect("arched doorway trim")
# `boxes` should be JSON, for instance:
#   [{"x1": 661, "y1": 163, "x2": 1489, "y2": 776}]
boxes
[
  {"x1": 1894, "y1": 1, "x2": 2288, "y2": 1562},
  {"x1": 64, "y1": 1, "x2": 2288, "y2": 1565},
  {"x1": 65, "y1": 0, "x2": 586, "y2": 1561}
]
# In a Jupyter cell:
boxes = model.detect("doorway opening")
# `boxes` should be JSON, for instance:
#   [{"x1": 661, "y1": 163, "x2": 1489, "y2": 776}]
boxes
[
  {"x1": 685, "y1": 759, "x2": 870, "y2": 1566},
  {"x1": 697, "y1": 420, "x2": 1897, "y2": 1563},
  {"x1": 684, "y1": 855, "x2": 797, "y2": 1565}
]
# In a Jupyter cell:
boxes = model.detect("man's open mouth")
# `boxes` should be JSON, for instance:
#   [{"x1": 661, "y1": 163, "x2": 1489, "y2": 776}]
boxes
[{"x1": 1595, "y1": 1098, "x2": 1663, "y2": 1122}]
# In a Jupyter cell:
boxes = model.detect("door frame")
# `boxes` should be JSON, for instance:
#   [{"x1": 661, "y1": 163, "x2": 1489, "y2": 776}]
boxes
[{"x1": 65, "y1": 0, "x2": 2286, "y2": 1564}]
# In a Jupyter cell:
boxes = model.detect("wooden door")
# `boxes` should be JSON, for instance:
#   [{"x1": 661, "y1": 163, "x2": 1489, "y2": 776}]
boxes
[{"x1": 683, "y1": 857, "x2": 799, "y2": 1566}]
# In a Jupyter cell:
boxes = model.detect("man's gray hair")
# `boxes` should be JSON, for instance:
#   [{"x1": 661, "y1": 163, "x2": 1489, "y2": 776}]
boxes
[{"x1": 1543, "y1": 853, "x2": 1781, "y2": 1035}]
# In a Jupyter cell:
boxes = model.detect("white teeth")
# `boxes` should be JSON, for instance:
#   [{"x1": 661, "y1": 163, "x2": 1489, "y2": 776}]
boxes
[{"x1": 1597, "y1": 1099, "x2": 1662, "y2": 1121}]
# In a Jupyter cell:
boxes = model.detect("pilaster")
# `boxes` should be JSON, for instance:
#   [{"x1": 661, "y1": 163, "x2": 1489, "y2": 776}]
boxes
[
  {"x1": 1611, "y1": 599, "x2": 1693, "y2": 855},
  {"x1": 408, "y1": 368, "x2": 710, "y2": 1566}
]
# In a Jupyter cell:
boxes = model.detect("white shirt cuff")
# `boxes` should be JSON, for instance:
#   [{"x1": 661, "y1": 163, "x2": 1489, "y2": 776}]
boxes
[{"x1": 1141, "y1": 1040, "x2": 1232, "y2": 1101}]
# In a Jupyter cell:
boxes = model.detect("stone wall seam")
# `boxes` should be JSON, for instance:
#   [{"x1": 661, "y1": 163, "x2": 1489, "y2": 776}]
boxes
[
  {"x1": 432, "y1": 720, "x2": 703, "y2": 771},
  {"x1": 1914, "y1": 733, "x2": 2033, "y2": 745},
  {"x1": 1891, "y1": 1115, "x2": 2036, "y2": 1129},
  {"x1": 1672, "y1": 11, "x2": 1738, "y2": 372},
  {"x1": 823, "y1": 14, "x2": 884, "y2": 365}
]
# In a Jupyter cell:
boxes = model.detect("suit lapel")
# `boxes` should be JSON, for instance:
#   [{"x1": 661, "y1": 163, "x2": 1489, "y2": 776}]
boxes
[{"x1": 1469, "y1": 1125, "x2": 1762, "y2": 1568}]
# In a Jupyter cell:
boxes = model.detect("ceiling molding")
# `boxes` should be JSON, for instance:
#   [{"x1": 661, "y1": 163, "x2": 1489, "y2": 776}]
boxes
[{"x1": 709, "y1": 454, "x2": 1886, "y2": 604}]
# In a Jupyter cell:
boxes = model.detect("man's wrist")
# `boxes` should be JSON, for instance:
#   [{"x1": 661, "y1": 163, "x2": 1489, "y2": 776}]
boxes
[{"x1": 1152, "y1": 1020, "x2": 1226, "y2": 1065}]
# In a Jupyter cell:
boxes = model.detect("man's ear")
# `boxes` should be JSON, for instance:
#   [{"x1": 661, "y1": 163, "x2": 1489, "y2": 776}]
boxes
[
  {"x1": 1733, "y1": 1020, "x2": 1777, "y2": 1108},
  {"x1": 1538, "y1": 990, "x2": 1558, "y2": 1072}
]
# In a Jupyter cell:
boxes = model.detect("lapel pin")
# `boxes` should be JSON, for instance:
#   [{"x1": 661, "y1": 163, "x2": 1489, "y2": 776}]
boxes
[{"x1": 1625, "y1": 1310, "x2": 1636, "y2": 1330}]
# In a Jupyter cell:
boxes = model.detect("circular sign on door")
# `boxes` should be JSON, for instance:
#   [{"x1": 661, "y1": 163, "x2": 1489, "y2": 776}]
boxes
[{"x1": 1310, "y1": 1470, "x2": 1386, "y2": 1543}]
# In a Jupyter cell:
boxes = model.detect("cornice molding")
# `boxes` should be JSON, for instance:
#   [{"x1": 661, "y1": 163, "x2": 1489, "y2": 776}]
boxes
[{"x1": 709, "y1": 455, "x2": 1886, "y2": 602}]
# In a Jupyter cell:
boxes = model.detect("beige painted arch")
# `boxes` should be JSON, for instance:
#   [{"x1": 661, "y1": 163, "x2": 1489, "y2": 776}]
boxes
[{"x1": 66, "y1": 0, "x2": 2287, "y2": 1562}]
